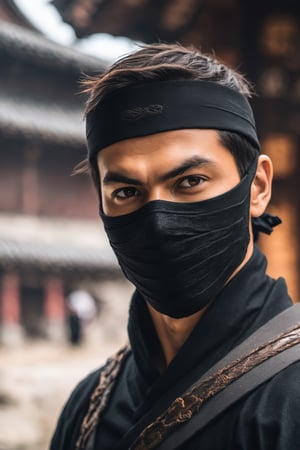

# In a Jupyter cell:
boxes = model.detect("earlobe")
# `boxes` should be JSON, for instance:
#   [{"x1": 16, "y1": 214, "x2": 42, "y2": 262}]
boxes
[{"x1": 250, "y1": 155, "x2": 273, "y2": 218}]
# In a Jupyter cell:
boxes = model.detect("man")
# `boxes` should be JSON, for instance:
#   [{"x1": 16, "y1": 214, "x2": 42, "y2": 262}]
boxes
[{"x1": 50, "y1": 43, "x2": 300, "y2": 449}]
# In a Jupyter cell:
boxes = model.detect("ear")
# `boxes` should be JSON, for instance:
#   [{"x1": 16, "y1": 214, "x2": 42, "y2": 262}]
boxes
[{"x1": 250, "y1": 155, "x2": 273, "y2": 218}]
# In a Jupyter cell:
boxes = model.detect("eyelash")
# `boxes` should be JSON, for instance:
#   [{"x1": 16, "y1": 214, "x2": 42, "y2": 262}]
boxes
[
  {"x1": 114, "y1": 187, "x2": 139, "y2": 199},
  {"x1": 113, "y1": 175, "x2": 206, "y2": 200},
  {"x1": 177, "y1": 175, "x2": 205, "y2": 189}
]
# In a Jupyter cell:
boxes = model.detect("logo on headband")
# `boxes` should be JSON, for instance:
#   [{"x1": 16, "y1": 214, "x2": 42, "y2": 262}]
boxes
[{"x1": 122, "y1": 104, "x2": 163, "y2": 121}]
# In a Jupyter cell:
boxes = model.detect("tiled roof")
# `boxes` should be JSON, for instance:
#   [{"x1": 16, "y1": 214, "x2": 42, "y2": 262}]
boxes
[
  {"x1": 0, "y1": 238, "x2": 119, "y2": 277},
  {"x1": 0, "y1": 94, "x2": 85, "y2": 144},
  {"x1": 0, "y1": 20, "x2": 106, "y2": 144},
  {"x1": 0, "y1": 19, "x2": 106, "y2": 72}
]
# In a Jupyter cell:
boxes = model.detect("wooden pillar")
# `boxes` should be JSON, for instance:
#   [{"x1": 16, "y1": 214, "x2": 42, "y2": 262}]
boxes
[
  {"x1": 22, "y1": 147, "x2": 40, "y2": 215},
  {"x1": 44, "y1": 277, "x2": 65, "y2": 340},
  {"x1": 0, "y1": 272, "x2": 23, "y2": 344}
]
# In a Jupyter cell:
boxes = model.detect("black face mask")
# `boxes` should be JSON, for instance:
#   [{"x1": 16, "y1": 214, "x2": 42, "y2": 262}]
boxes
[{"x1": 100, "y1": 161, "x2": 257, "y2": 318}]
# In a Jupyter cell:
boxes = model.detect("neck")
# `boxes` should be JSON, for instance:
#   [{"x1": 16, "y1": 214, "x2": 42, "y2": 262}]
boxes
[{"x1": 147, "y1": 303, "x2": 208, "y2": 370}]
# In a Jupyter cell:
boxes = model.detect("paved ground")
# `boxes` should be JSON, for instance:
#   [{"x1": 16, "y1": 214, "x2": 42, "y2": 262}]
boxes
[
  {"x1": 0, "y1": 280, "x2": 132, "y2": 450},
  {"x1": 0, "y1": 334, "x2": 125, "y2": 450}
]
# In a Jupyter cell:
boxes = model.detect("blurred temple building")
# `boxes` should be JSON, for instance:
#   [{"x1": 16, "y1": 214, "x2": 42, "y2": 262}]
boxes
[
  {"x1": 53, "y1": 0, "x2": 300, "y2": 302},
  {"x1": 0, "y1": 0, "x2": 129, "y2": 345},
  {"x1": 0, "y1": 0, "x2": 299, "y2": 345}
]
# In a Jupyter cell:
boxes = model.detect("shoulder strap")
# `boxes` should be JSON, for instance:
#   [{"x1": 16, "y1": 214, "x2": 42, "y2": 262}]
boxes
[
  {"x1": 76, "y1": 344, "x2": 131, "y2": 450},
  {"x1": 131, "y1": 303, "x2": 300, "y2": 450}
]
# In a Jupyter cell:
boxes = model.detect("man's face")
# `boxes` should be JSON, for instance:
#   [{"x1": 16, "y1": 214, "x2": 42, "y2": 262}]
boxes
[{"x1": 97, "y1": 129, "x2": 241, "y2": 217}]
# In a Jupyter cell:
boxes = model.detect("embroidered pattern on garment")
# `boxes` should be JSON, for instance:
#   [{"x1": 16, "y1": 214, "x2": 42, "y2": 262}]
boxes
[
  {"x1": 76, "y1": 344, "x2": 131, "y2": 450},
  {"x1": 130, "y1": 324, "x2": 300, "y2": 449}
]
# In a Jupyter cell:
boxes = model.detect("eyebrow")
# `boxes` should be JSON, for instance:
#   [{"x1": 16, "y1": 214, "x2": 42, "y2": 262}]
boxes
[
  {"x1": 158, "y1": 156, "x2": 212, "y2": 182},
  {"x1": 103, "y1": 172, "x2": 143, "y2": 186},
  {"x1": 102, "y1": 156, "x2": 213, "y2": 186}
]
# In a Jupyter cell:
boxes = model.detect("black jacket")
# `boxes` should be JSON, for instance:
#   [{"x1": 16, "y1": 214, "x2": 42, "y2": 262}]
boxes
[{"x1": 50, "y1": 247, "x2": 300, "y2": 449}]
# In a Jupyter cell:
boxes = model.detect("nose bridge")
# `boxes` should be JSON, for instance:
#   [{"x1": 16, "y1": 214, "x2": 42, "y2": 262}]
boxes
[
  {"x1": 147, "y1": 185, "x2": 172, "y2": 203},
  {"x1": 148, "y1": 186, "x2": 162, "y2": 202}
]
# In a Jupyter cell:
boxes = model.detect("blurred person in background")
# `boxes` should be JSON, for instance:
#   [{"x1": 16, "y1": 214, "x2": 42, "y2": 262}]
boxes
[
  {"x1": 50, "y1": 43, "x2": 300, "y2": 450},
  {"x1": 66, "y1": 290, "x2": 97, "y2": 345}
]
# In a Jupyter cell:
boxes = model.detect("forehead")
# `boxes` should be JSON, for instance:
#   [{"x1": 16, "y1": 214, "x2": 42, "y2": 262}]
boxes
[{"x1": 97, "y1": 129, "x2": 235, "y2": 170}]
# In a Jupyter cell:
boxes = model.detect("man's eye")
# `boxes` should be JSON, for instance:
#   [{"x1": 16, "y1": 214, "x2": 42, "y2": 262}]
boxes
[
  {"x1": 115, "y1": 187, "x2": 139, "y2": 199},
  {"x1": 178, "y1": 176, "x2": 204, "y2": 188}
]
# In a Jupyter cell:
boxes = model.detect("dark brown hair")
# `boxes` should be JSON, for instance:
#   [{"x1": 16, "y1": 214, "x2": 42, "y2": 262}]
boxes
[{"x1": 78, "y1": 43, "x2": 259, "y2": 192}]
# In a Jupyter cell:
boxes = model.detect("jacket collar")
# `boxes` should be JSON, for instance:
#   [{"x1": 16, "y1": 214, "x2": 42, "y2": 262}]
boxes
[{"x1": 128, "y1": 246, "x2": 292, "y2": 398}]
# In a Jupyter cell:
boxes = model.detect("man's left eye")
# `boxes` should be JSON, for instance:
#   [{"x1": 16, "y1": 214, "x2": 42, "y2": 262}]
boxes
[
  {"x1": 178, "y1": 176, "x2": 204, "y2": 188},
  {"x1": 115, "y1": 187, "x2": 139, "y2": 199}
]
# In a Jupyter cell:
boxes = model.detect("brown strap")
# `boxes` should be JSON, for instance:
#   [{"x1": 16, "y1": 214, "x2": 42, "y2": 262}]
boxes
[
  {"x1": 157, "y1": 341, "x2": 300, "y2": 450},
  {"x1": 131, "y1": 325, "x2": 300, "y2": 449},
  {"x1": 76, "y1": 304, "x2": 300, "y2": 450},
  {"x1": 76, "y1": 344, "x2": 130, "y2": 450}
]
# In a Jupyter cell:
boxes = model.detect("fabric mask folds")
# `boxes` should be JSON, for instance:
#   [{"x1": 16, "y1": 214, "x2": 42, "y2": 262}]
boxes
[{"x1": 100, "y1": 160, "x2": 257, "y2": 318}]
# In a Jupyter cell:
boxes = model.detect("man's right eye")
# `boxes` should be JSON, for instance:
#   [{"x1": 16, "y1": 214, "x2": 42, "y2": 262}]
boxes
[{"x1": 114, "y1": 187, "x2": 139, "y2": 199}]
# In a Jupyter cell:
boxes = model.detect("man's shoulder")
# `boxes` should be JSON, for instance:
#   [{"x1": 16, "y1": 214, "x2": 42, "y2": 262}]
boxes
[
  {"x1": 261, "y1": 359, "x2": 300, "y2": 402},
  {"x1": 49, "y1": 366, "x2": 102, "y2": 450},
  {"x1": 66, "y1": 366, "x2": 102, "y2": 410},
  {"x1": 61, "y1": 345, "x2": 132, "y2": 416},
  {"x1": 50, "y1": 345, "x2": 133, "y2": 450},
  {"x1": 238, "y1": 360, "x2": 300, "y2": 426},
  {"x1": 195, "y1": 360, "x2": 300, "y2": 450}
]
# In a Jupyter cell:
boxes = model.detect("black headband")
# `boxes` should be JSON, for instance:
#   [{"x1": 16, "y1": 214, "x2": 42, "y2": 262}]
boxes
[{"x1": 86, "y1": 80, "x2": 260, "y2": 160}]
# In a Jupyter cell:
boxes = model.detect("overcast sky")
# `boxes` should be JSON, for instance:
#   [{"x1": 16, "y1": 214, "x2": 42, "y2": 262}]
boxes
[{"x1": 14, "y1": 0, "x2": 139, "y2": 62}]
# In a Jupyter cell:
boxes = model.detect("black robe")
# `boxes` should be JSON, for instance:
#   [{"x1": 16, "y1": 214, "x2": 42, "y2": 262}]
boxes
[{"x1": 50, "y1": 247, "x2": 300, "y2": 449}]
